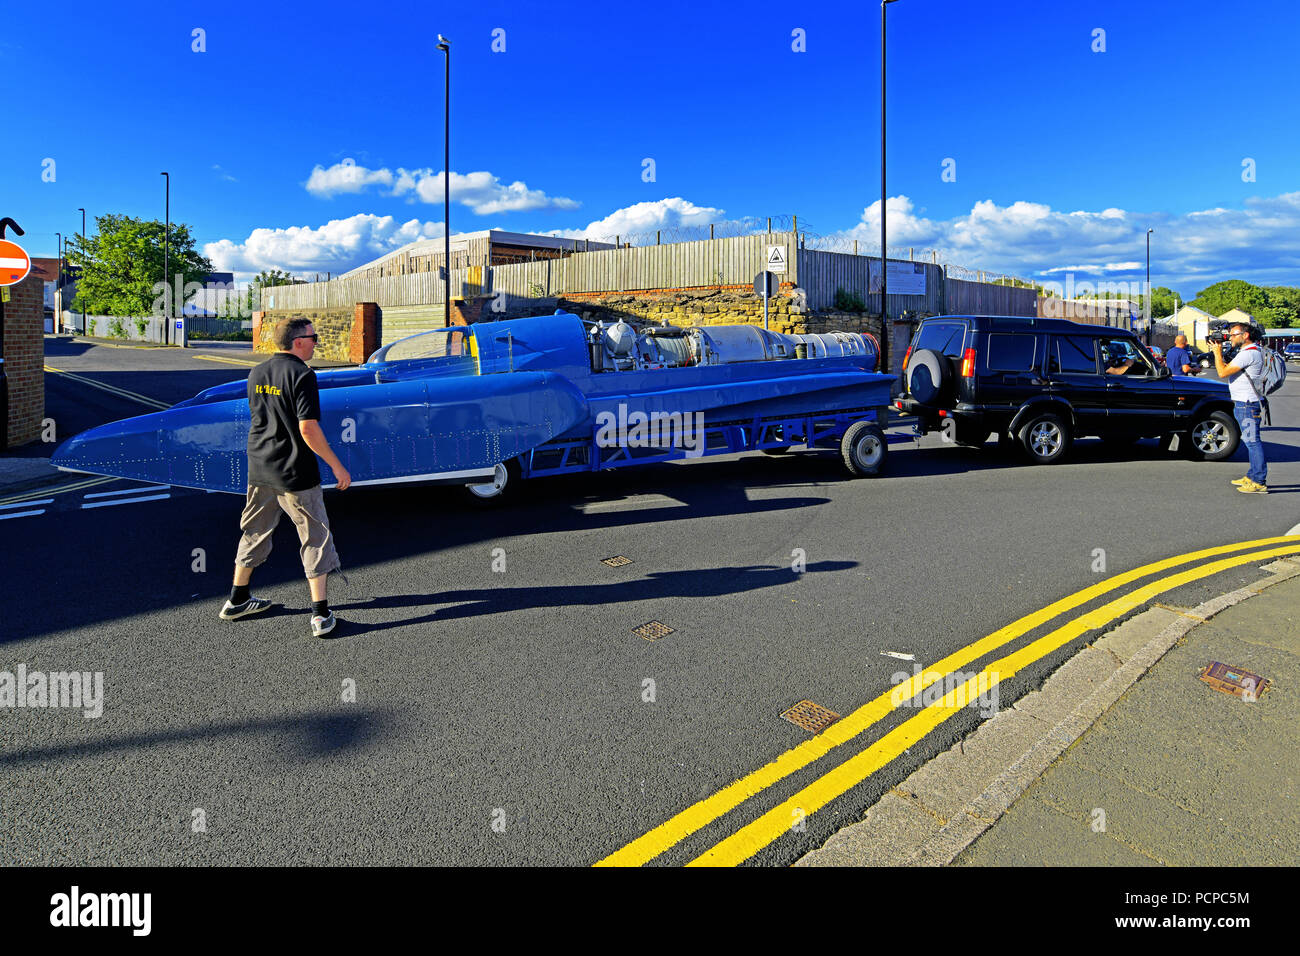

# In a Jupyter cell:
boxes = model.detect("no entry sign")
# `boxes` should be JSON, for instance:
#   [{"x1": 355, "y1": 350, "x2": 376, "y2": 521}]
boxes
[{"x1": 0, "y1": 239, "x2": 31, "y2": 286}]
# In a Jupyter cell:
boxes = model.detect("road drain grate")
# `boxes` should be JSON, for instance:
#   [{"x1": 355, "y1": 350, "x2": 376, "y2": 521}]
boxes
[
  {"x1": 602, "y1": 556, "x2": 633, "y2": 567},
  {"x1": 633, "y1": 621, "x2": 674, "y2": 641},
  {"x1": 781, "y1": 699, "x2": 840, "y2": 733},
  {"x1": 1199, "y1": 661, "x2": 1271, "y2": 699}
]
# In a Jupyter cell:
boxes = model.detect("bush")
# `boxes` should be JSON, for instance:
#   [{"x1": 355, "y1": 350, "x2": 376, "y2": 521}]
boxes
[
  {"x1": 134, "y1": 317, "x2": 149, "y2": 338},
  {"x1": 108, "y1": 318, "x2": 126, "y2": 339},
  {"x1": 834, "y1": 287, "x2": 866, "y2": 313}
]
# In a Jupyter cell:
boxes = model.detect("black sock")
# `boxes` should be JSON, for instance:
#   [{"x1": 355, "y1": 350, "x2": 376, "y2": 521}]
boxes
[
  {"x1": 231, "y1": 585, "x2": 251, "y2": 605},
  {"x1": 312, "y1": 600, "x2": 329, "y2": 618}
]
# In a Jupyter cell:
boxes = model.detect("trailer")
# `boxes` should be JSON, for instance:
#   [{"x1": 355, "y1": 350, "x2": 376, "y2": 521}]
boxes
[{"x1": 52, "y1": 311, "x2": 897, "y2": 498}]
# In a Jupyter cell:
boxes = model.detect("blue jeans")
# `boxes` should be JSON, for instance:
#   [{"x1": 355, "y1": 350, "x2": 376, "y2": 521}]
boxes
[{"x1": 1234, "y1": 401, "x2": 1266, "y2": 484}]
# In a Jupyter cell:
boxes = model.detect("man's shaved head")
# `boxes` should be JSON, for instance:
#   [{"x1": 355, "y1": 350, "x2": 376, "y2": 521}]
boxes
[{"x1": 1175, "y1": 334, "x2": 1188, "y2": 346}]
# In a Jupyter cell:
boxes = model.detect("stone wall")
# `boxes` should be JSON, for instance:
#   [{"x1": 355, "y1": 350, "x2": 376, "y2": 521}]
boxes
[
  {"x1": 255, "y1": 303, "x2": 379, "y2": 364},
  {"x1": 2, "y1": 273, "x2": 45, "y2": 447},
  {"x1": 550, "y1": 289, "x2": 883, "y2": 342}
]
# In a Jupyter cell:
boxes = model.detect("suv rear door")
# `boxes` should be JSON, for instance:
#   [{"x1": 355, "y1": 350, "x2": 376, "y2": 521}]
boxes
[
  {"x1": 978, "y1": 331, "x2": 1046, "y2": 421},
  {"x1": 1045, "y1": 334, "x2": 1108, "y2": 437}
]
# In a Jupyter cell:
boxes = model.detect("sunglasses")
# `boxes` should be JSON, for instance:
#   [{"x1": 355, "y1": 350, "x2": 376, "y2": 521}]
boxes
[{"x1": 293, "y1": 333, "x2": 319, "y2": 342}]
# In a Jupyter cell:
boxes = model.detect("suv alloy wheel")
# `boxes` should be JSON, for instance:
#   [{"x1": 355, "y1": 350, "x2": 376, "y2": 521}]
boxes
[{"x1": 1019, "y1": 411, "x2": 1071, "y2": 464}]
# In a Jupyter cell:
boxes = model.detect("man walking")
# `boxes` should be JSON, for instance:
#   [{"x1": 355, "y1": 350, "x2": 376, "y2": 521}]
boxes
[
  {"x1": 1166, "y1": 334, "x2": 1195, "y2": 376},
  {"x1": 1212, "y1": 322, "x2": 1267, "y2": 494},
  {"x1": 220, "y1": 317, "x2": 352, "y2": 635}
]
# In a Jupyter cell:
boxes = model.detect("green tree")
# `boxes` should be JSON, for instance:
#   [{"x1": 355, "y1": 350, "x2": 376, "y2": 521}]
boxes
[
  {"x1": 1188, "y1": 279, "x2": 1270, "y2": 318},
  {"x1": 68, "y1": 214, "x2": 212, "y2": 316}
]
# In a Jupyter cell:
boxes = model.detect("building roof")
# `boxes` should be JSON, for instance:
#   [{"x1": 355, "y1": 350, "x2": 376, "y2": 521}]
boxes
[
  {"x1": 340, "y1": 229, "x2": 616, "y2": 279},
  {"x1": 28, "y1": 257, "x2": 60, "y2": 283}
]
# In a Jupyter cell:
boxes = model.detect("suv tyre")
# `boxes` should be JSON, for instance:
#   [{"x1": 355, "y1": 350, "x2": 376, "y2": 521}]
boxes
[
  {"x1": 1186, "y1": 410, "x2": 1239, "y2": 461},
  {"x1": 1019, "y1": 412, "x2": 1071, "y2": 465}
]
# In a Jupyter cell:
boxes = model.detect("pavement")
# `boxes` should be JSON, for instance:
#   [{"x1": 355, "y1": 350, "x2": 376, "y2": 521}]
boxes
[{"x1": 797, "y1": 557, "x2": 1300, "y2": 866}]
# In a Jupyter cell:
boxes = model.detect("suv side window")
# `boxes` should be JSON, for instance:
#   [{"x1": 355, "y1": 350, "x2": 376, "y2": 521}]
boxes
[
  {"x1": 1049, "y1": 336, "x2": 1099, "y2": 374},
  {"x1": 986, "y1": 333, "x2": 1037, "y2": 371},
  {"x1": 913, "y1": 321, "x2": 966, "y2": 359}
]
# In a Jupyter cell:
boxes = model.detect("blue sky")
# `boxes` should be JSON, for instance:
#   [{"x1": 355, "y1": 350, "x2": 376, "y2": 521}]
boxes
[{"x1": 4, "y1": 0, "x2": 1299, "y2": 295}]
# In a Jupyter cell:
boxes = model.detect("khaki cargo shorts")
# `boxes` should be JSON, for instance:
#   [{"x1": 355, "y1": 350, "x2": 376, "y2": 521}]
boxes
[{"x1": 235, "y1": 484, "x2": 341, "y2": 579}]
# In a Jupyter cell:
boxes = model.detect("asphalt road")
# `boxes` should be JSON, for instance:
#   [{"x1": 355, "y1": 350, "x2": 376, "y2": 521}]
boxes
[{"x1": 3, "y1": 339, "x2": 1298, "y2": 866}]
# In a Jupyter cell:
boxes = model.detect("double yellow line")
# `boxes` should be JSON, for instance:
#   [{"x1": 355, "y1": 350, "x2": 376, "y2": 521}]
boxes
[
  {"x1": 598, "y1": 535, "x2": 1300, "y2": 867},
  {"x1": 44, "y1": 365, "x2": 171, "y2": 411}
]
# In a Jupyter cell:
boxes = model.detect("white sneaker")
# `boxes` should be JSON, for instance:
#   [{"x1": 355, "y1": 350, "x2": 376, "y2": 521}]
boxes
[
  {"x1": 311, "y1": 612, "x2": 337, "y2": 637},
  {"x1": 219, "y1": 597, "x2": 273, "y2": 620}
]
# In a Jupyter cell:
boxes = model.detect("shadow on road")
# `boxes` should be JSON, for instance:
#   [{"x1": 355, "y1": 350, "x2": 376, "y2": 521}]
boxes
[
  {"x1": 332, "y1": 560, "x2": 857, "y2": 634},
  {"x1": 0, "y1": 708, "x2": 395, "y2": 767}
]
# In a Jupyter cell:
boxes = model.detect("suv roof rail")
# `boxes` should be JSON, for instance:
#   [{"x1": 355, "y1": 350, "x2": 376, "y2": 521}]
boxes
[{"x1": 927, "y1": 314, "x2": 1138, "y2": 335}]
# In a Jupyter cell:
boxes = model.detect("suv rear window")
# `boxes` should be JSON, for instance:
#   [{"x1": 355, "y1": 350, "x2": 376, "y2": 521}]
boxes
[
  {"x1": 1049, "y1": 336, "x2": 1099, "y2": 374},
  {"x1": 986, "y1": 333, "x2": 1037, "y2": 371},
  {"x1": 913, "y1": 321, "x2": 966, "y2": 359}
]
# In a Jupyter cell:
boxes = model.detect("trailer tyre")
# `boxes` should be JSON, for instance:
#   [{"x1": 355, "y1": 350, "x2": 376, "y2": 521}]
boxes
[
  {"x1": 464, "y1": 458, "x2": 524, "y2": 503},
  {"x1": 841, "y1": 421, "x2": 887, "y2": 477}
]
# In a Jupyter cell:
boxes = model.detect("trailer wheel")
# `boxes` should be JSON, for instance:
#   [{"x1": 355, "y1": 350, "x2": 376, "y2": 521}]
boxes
[
  {"x1": 841, "y1": 421, "x2": 887, "y2": 477},
  {"x1": 464, "y1": 459, "x2": 523, "y2": 503}
]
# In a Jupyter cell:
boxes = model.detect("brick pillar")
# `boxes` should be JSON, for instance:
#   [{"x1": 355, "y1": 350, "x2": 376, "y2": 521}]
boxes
[
  {"x1": 2, "y1": 273, "x2": 46, "y2": 448},
  {"x1": 350, "y1": 302, "x2": 380, "y2": 364}
]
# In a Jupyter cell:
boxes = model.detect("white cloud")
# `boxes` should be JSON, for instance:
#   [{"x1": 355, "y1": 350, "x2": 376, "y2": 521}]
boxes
[
  {"x1": 305, "y1": 159, "x2": 579, "y2": 214},
  {"x1": 205, "y1": 213, "x2": 444, "y2": 281},
  {"x1": 536, "y1": 197, "x2": 726, "y2": 240},
  {"x1": 305, "y1": 160, "x2": 394, "y2": 196},
  {"x1": 833, "y1": 192, "x2": 1300, "y2": 291}
]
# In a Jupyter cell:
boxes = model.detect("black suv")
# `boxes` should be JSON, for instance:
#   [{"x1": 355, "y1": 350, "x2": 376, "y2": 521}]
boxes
[{"x1": 897, "y1": 315, "x2": 1239, "y2": 464}]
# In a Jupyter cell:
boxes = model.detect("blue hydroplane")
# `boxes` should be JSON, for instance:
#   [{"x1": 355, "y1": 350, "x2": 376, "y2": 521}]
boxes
[{"x1": 53, "y1": 311, "x2": 896, "y2": 499}]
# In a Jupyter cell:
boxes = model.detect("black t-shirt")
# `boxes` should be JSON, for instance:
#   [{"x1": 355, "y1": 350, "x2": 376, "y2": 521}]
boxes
[{"x1": 246, "y1": 352, "x2": 322, "y2": 491}]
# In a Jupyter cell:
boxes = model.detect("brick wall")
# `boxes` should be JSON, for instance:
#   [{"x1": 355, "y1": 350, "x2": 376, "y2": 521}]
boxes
[{"x1": 3, "y1": 273, "x2": 45, "y2": 447}]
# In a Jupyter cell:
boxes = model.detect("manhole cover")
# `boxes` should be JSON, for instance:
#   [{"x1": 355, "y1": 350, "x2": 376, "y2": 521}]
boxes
[
  {"x1": 633, "y1": 621, "x2": 674, "y2": 641},
  {"x1": 1199, "y1": 661, "x2": 1271, "y2": 699},
  {"x1": 602, "y1": 556, "x2": 633, "y2": 567},
  {"x1": 781, "y1": 699, "x2": 840, "y2": 734}
]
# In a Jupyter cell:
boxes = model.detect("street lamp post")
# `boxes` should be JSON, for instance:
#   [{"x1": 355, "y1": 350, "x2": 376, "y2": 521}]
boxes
[
  {"x1": 78, "y1": 208, "x2": 86, "y2": 335},
  {"x1": 437, "y1": 35, "x2": 452, "y2": 329},
  {"x1": 1145, "y1": 227, "x2": 1153, "y2": 346},
  {"x1": 54, "y1": 231, "x2": 63, "y2": 333},
  {"x1": 162, "y1": 172, "x2": 171, "y2": 346},
  {"x1": 881, "y1": 0, "x2": 901, "y2": 374}
]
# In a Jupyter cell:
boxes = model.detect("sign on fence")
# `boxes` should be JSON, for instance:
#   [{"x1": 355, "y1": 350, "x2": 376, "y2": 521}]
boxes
[
  {"x1": 869, "y1": 260, "x2": 927, "y2": 295},
  {"x1": 766, "y1": 245, "x2": 787, "y2": 274}
]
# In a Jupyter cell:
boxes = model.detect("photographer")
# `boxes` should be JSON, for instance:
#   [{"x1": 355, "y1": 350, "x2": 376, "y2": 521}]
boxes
[{"x1": 1212, "y1": 323, "x2": 1267, "y2": 494}]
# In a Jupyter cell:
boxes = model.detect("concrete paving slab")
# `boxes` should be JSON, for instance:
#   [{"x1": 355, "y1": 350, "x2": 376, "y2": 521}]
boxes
[{"x1": 952, "y1": 796, "x2": 1161, "y2": 867}]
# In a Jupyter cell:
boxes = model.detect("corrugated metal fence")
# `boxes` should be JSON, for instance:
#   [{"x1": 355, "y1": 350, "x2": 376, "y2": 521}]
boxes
[{"x1": 261, "y1": 232, "x2": 1037, "y2": 318}]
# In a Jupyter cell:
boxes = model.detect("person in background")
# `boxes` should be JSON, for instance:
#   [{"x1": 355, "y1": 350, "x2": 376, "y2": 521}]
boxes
[{"x1": 1165, "y1": 334, "x2": 1194, "y2": 376}]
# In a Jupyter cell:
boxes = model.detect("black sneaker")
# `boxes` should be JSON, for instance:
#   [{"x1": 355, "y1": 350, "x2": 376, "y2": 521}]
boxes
[
  {"x1": 311, "y1": 611, "x2": 337, "y2": 637},
  {"x1": 219, "y1": 597, "x2": 273, "y2": 620}
]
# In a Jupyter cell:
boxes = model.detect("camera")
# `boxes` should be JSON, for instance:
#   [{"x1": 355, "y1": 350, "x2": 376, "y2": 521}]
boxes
[{"x1": 1207, "y1": 332, "x2": 1227, "y2": 345}]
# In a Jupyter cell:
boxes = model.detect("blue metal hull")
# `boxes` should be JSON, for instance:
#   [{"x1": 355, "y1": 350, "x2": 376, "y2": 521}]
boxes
[{"x1": 52, "y1": 312, "x2": 894, "y2": 492}]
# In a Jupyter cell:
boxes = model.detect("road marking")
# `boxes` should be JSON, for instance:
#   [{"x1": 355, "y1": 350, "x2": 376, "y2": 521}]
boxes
[
  {"x1": 880, "y1": 651, "x2": 915, "y2": 661},
  {"x1": 0, "y1": 509, "x2": 46, "y2": 520},
  {"x1": 0, "y1": 476, "x2": 115, "y2": 506},
  {"x1": 1287, "y1": 522, "x2": 1300, "y2": 537},
  {"x1": 44, "y1": 365, "x2": 171, "y2": 410},
  {"x1": 597, "y1": 534, "x2": 1300, "y2": 867},
  {"x1": 83, "y1": 484, "x2": 170, "y2": 499},
  {"x1": 81, "y1": 493, "x2": 171, "y2": 510},
  {"x1": 0, "y1": 498, "x2": 54, "y2": 510},
  {"x1": 687, "y1": 541, "x2": 1300, "y2": 867},
  {"x1": 194, "y1": 354, "x2": 259, "y2": 367}
]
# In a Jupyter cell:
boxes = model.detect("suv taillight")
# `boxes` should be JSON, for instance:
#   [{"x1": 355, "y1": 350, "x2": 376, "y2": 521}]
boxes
[{"x1": 960, "y1": 347, "x2": 977, "y2": 378}]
